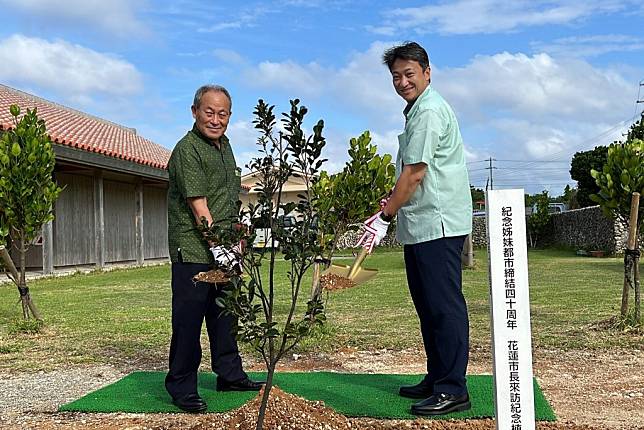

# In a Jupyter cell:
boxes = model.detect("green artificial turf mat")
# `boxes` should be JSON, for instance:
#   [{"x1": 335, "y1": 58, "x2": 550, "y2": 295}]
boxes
[{"x1": 59, "y1": 371, "x2": 556, "y2": 420}]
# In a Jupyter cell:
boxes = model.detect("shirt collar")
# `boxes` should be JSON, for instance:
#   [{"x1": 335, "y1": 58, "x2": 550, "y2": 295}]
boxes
[{"x1": 403, "y1": 84, "x2": 433, "y2": 119}]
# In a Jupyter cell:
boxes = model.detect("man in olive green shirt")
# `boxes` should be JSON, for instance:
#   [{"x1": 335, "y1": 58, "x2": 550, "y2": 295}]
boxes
[
  {"x1": 165, "y1": 85, "x2": 261, "y2": 413},
  {"x1": 358, "y1": 42, "x2": 472, "y2": 416}
]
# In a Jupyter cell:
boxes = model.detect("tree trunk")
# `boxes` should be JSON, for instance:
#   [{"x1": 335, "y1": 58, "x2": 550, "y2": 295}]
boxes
[
  {"x1": 255, "y1": 365, "x2": 275, "y2": 430},
  {"x1": 17, "y1": 236, "x2": 42, "y2": 320}
]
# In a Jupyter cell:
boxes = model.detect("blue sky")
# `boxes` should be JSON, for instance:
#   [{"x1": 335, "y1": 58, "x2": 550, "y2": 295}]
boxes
[{"x1": 1, "y1": 0, "x2": 643, "y2": 194}]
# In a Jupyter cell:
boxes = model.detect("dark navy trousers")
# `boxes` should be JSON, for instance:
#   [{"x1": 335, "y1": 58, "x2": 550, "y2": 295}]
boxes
[
  {"x1": 165, "y1": 262, "x2": 247, "y2": 399},
  {"x1": 403, "y1": 235, "x2": 469, "y2": 396}
]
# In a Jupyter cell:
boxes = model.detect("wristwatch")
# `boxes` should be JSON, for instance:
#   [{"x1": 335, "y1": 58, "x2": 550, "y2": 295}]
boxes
[{"x1": 379, "y1": 211, "x2": 394, "y2": 222}]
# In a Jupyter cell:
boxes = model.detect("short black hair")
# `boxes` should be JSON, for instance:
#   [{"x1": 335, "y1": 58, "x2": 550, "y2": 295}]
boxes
[{"x1": 382, "y1": 41, "x2": 430, "y2": 71}]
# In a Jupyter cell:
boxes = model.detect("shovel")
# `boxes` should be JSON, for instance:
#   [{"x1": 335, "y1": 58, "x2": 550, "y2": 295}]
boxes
[{"x1": 322, "y1": 247, "x2": 378, "y2": 286}]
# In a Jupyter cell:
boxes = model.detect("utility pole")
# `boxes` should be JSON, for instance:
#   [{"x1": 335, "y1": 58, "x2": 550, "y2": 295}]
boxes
[{"x1": 486, "y1": 157, "x2": 497, "y2": 190}]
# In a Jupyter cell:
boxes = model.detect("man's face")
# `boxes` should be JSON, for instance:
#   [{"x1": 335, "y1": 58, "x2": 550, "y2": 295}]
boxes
[
  {"x1": 191, "y1": 90, "x2": 231, "y2": 142},
  {"x1": 390, "y1": 58, "x2": 431, "y2": 103}
]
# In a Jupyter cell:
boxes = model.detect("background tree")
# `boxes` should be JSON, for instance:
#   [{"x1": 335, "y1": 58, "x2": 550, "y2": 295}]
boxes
[
  {"x1": 570, "y1": 146, "x2": 608, "y2": 207},
  {"x1": 0, "y1": 105, "x2": 63, "y2": 320},
  {"x1": 561, "y1": 184, "x2": 579, "y2": 209},
  {"x1": 471, "y1": 186, "x2": 485, "y2": 209},
  {"x1": 201, "y1": 99, "x2": 326, "y2": 430},
  {"x1": 590, "y1": 135, "x2": 643, "y2": 325},
  {"x1": 527, "y1": 191, "x2": 551, "y2": 248},
  {"x1": 626, "y1": 111, "x2": 644, "y2": 141},
  {"x1": 312, "y1": 131, "x2": 395, "y2": 263}
]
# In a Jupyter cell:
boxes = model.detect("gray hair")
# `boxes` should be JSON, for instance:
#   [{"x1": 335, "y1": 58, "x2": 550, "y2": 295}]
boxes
[{"x1": 193, "y1": 84, "x2": 232, "y2": 110}]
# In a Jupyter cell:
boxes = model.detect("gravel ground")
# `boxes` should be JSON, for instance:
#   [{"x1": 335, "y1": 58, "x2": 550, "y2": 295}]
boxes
[
  {"x1": 0, "y1": 349, "x2": 642, "y2": 430},
  {"x1": 0, "y1": 365, "x2": 125, "y2": 413}
]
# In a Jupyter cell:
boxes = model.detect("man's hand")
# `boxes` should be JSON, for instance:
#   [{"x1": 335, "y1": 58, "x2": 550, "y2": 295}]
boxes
[
  {"x1": 356, "y1": 211, "x2": 390, "y2": 253},
  {"x1": 210, "y1": 245, "x2": 241, "y2": 273}
]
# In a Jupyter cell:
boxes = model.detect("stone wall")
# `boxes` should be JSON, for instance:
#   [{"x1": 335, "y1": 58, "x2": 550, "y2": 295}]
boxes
[
  {"x1": 335, "y1": 205, "x2": 640, "y2": 254},
  {"x1": 471, "y1": 216, "x2": 487, "y2": 247},
  {"x1": 549, "y1": 206, "x2": 618, "y2": 252}
]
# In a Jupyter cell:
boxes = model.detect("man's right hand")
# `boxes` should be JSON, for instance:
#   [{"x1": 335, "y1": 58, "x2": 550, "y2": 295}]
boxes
[
  {"x1": 356, "y1": 211, "x2": 390, "y2": 253},
  {"x1": 210, "y1": 246, "x2": 240, "y2": 272}
]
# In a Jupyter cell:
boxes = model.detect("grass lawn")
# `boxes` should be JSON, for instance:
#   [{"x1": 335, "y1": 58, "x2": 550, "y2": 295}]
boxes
[{"x1": 0, "y1": 248, "x2": 641, "y2": 371}]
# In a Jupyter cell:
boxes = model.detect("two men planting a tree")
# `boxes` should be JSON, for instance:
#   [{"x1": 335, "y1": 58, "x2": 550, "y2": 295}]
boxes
[
  {"x1": 165, "y1": 40, "x2": 471, "y2": 417},
  {"x1": 358, "y1": 41, "x2": 473, "y2": 415}
]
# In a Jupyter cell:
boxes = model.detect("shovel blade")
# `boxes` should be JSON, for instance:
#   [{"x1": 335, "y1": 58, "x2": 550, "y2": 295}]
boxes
[
  {"x1": 350, "y1": 267, "x2": 378, "y2": 285},
  {"x1": 322, "y1": 263, "x2": 351, "y2": 278},
  {"x1": 321, "y1": 263, "x2": 378, "y2": 286}
]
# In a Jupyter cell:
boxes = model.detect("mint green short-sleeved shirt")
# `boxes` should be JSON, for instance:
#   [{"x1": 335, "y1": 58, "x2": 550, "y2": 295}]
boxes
[{"x1": 395, "y1": 85, "x2": 472, "y2": 245}]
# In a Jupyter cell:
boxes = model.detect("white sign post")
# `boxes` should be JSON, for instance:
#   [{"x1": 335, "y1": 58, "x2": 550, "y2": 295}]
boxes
[{"x1": 486, "y1": 189, "x2": 535, "y2": 430}]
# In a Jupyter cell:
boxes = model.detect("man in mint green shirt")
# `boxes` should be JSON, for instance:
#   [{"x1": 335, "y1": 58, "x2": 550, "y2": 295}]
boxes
[{"x1": 358, "y1": 42, "x2": 472, "y2": 416}]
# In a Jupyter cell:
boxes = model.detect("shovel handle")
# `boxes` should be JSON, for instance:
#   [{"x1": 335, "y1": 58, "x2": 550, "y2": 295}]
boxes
[{"x1": 348, "y1": 247, "x2": 370, "y2": 279}]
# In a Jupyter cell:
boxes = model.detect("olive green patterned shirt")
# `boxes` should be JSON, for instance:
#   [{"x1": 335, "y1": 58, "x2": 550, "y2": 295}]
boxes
[{"x1": 167, "y1": 124, "x2": 242, "y2": 264}]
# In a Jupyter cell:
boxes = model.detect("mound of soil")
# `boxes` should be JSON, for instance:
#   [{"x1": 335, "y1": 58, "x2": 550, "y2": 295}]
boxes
[
  {"x1": 228, "y1": 385, "x2": 351, "y2": 429},
  {"x1": 321, "y1": 273, "x2": 356, "y2": 291},
  {"x1": 193, "y1": 269, "x2": 230, "y2": 284}
]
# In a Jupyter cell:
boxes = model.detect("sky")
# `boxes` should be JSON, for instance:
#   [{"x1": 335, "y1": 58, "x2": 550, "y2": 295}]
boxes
[{"x1": 0, "y1": 0, "x2": 643, "y2": 194}]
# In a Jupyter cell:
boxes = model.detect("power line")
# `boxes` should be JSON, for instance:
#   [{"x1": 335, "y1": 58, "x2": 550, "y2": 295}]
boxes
[{"x1": 493, "y1": 159, "x2": 569, "y2": 163}]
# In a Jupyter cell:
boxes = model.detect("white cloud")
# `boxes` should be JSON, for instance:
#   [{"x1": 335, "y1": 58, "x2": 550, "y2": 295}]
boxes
[
  {"x1": 0, "y1": 35, "x2": 143, "y2": 99},
  {"x1": 245, "y1": 61, "x2": 329, "y2": 98},
  {"x1": 213, "y1": 49, "x2": 246, "y2": 65},
  {"x1": 0, "y1": 0, "x2": 146, "y2": 36},
  {"x1": 244, "y1": 42, "x2": 404, "y2": 126},
  {"x1": 376, "y1": 0, "x2": 631, "y2": 35},
  {"x1": 436, "y1": 52, "x2": 633, "y2": 124},
  {"x1": 199, "y1": 22, "x2": 242, "y2": 32},
  {"x1": 234, "y1": 43, "x2": 638, "y2": 192},
  {"x1": 364, "y1": 25, "x2": 396, "y2": 36},
  {"x1": 197, "y1": 6, "x2": 272, "y2": 32},
  {"x1": 532, "y1": 34, "x2": 644, "y2": 58}
]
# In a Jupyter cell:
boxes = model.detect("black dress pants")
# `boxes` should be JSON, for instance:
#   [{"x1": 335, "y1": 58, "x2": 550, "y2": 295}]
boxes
[
  {"x1": 403, "y1": 235, "x2": 469, "y2": 396},
  {"x1": 165, "y1": 262, "x2": 247, "y2": 399}
]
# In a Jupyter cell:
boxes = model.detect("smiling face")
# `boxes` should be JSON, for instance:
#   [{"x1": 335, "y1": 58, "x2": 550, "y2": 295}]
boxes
[
  {"x1": 390, "y1": 58, "x2": 431, "y2": 103},
  {"x1": 191, "y1": 90, "x2": 232, "y2": 143}
]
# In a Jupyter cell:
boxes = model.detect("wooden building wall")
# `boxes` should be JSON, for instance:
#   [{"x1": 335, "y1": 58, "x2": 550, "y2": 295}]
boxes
[
  {"x1": 53, "y1": 173, "x2": 96, "y2": 266},
  {"x1": 104, "y1": 180, "x2": 137, "y2": 263},
  {"x1": 143, "y1": 186, "x2": 169, "y2": 259},
  {"x1": 17, "y1": 171, "x2": 169, "y2": 269}
]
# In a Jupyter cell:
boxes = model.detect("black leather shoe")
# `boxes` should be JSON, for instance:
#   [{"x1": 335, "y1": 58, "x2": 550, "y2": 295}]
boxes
[
  {"x1": 216, "y1": 377, "x2": 265, "y2": 392},
  {"x1": 399, "y1": 380, "x2": 433, "y2": 399},
  {"x1": 172, "y1": 393, "x2": 207, "y2": 413},
  {"x1": 411, "y1": 392, "x2": 471, "y2": 416}
]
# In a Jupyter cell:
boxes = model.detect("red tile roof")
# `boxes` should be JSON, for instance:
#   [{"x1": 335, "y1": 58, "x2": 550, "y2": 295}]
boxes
[{"x1": 0, "y1": 84, "x2": 170, "y2": 169}]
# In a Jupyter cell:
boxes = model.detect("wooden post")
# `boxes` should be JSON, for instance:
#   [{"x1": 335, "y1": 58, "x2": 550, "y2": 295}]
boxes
[
  {"x1": 135, "y1": 178, "x2": 144, "y2": 265},
  {"x1": 621, "y1": 192, "x2": 640, "y2": 319},
  {"x1": 462, "y1": 234, "x2": 474, "y2": 267},
  {"x1": 310, "y1": 260, "x2": 321, "y2": 302},
  {"x1": 94, "y1": 170, "x2": 105, "y2": 269},
  {"x1": 635, "y1": 224, "x2": 641, "y2": 325},
  {"x1": 42, "y1": 220, "x2": 54, "y2": 275}
]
